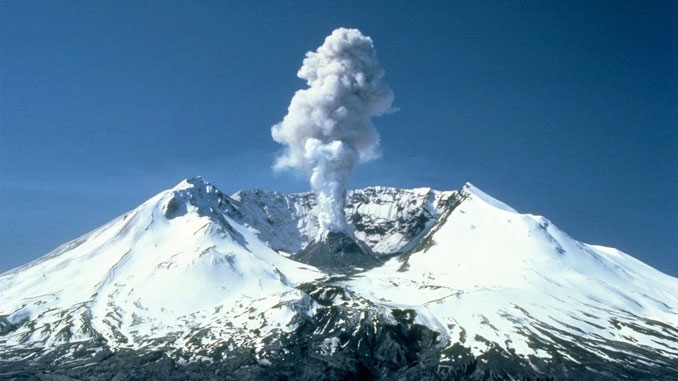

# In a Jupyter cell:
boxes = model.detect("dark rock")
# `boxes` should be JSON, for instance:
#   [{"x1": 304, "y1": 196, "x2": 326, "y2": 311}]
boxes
[{"x1": 294, "y1": 231, "x2": 381, "y2": 273}]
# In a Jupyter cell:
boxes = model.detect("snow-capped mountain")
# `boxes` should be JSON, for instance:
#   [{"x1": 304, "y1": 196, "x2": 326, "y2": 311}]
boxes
[
  {"x1": 1, "y1": 178, "x2": 676, "y2": 379},
  {"x1": 0, "y1": 179, "x2": 322, "y2": 352}
]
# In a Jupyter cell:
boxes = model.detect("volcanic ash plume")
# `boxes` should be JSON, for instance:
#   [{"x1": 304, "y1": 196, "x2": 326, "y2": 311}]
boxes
[{"x1": 271, "y1": 28, "x2": 394, "y2": 233}]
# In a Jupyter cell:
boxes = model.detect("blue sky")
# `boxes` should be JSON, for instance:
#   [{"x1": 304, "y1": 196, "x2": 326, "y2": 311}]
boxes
[{"x1": 1, "y1": 1, "x2": 676, "y2": 275}]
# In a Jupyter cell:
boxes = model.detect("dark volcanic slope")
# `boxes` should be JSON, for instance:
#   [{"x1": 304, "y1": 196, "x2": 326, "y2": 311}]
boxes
[
  {"x1": 2, "y1": 283, "x2": 677, "y2": 380},
  {"x1": 294, "y1": 231, "x2": 381, "y2": 272}
]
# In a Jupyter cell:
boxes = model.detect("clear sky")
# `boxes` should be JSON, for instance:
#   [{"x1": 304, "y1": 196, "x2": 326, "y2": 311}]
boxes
[{"x1": 1, "y1": 1, "x2": 676, "y2": 275}]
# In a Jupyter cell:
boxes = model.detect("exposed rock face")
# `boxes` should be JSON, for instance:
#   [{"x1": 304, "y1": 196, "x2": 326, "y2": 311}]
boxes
[
  {"x1": 294, "y1": 231, "x2": 380, "y2": 272},
  {"x1": 231, "y1": 186, "x2": 455, "y2": 255}
]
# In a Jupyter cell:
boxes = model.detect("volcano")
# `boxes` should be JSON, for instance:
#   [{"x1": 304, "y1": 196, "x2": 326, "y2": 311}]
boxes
[{"x1": 1, "y1": 178, "x2": 677, "y2": 380}]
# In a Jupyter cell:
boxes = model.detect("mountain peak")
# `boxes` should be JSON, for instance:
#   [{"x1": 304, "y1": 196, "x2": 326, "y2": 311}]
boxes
[
  {"x1": 171, "y1": 176, "x2": 215, "y2": 192},
  {"x1": 162, "y1": 177, "x2": 235, "y2": 220},
  {"x1": 462, "y1": 182, "x2": 517, "y2": 212}
]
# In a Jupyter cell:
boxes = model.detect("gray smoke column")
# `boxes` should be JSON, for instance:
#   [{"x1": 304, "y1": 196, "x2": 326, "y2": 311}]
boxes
[{"x1": 271, "y1": 28, "x2": 394, "y2": 233}]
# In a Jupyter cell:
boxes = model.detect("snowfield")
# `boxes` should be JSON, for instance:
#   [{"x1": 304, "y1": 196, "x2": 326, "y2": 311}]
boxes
[{"x1": 344, "y1": 183, "x2": 678, "y2": 360}]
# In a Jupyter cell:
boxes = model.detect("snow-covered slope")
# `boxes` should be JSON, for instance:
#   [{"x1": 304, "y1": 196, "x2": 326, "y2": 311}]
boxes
[
  {"x1": 346, "y1": 183, "x2": 678, "y2": 366},
  {"x1": 0, "y1": 178, "x2": 322, "y2": 352},
  {"x1": 1, "y1": 178, "x2": 677, "y2": 379}
]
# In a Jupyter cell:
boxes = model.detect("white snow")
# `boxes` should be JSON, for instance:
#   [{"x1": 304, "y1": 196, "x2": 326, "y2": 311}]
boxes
[
  {"x1": 1, "y1": 178, "x2": 676, "y2": 363},
  {"x1": 344, "y1": 183, "x2": 678, "y2": 359},
  {"x1": 0, "y1": 178, "x2": 323, "y2": 350}
]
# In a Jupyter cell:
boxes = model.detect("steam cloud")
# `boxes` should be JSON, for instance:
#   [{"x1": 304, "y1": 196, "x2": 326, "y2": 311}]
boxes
[{"x1": 271, "y1": 28, "x2": 394, "y2": 233}]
